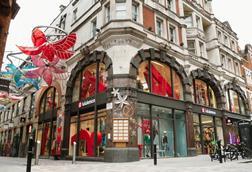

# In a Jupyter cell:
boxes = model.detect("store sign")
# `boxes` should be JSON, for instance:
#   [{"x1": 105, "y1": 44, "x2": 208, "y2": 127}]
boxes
[
  {"x1": 0, "y1": 78, "x2": 10, "y2": 92},
  {"x1": 78, "y1": 99, "x2": 95, "y2": 107},
  {"x1": 201, "y1": 108, "x2": 216, "y2": 115},
  {"x1": 238, "y1": 121, "x2": 250, "y2": 125}
]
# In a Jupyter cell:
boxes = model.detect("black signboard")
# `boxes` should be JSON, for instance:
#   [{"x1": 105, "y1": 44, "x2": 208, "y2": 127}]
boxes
[{"x1": 0, "y1": 78, "x2": 10, "y2": 92}]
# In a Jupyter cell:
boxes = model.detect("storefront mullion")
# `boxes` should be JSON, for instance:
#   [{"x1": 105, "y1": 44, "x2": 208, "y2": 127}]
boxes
[
  {"x1": 172, "y1": 109, "x2": 177, "y2": 157},
  {"x1": 41, "y1": 90, "x2": 47, "y2": 156},
  {"x1": 198, "y1": 114, "x2": 204, "y2": 153},
  {"x1": 149, "y1": 104, "x2": 153, "y2": 158},
  {"x1": 227, "y1": 89, "x2": 232, "y2": 111},
  {"x1": 93, "y1": 61, "x2": 100, "y2": 157},
  {"x1": 76, "y1": 73, "x2": 82, "y2": 156},
  {"x1": 171, "y1": 69, "x2": 174, "y2": 98},
  {"x1": 48, "y1": 87, "x2": 56, "y2": 157},
  {"x1": 237, "y1": 92, "x2": 242, "y2": 114}
]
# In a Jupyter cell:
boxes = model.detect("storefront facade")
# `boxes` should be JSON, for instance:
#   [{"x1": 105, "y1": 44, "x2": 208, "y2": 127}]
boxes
[{"x1": 59, "y1": 49, "x2": 251, "y2": 162}]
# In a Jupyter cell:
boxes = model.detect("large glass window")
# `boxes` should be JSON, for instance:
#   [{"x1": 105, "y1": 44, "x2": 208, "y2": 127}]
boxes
[
  {"x1": 152, "y1": 106, "x2": 174, "y2": 157},
  {"x1": 72, "y1": 63, "x2": 107, "y2": 102},
  {"x1": 215, "y1": 117, "x2": 224, "y2": 145},
  {"x1": 115, "y1": 0, "x2": 126, "y2": 19},
  {"x1": 137, "y1": 103, "x2": 187, "y2": 158},
  {"x1": 69, "y1": 110, "x2": 107, "y2": 157},
  {"x1": 201, "y1": 115, "x2": 214, "y2": 154},
  {"x1": 175, "y1": 110, "x2": 187, "y2": 156},
  {"x1": 193, "y1": 114, "x2": 224, "y2": 155},
  {"x1": 137, "y1": 103, "x2": 151, "y2": 158},
  {"x1": 38, "y1": 87, "x2": 58, "y2": 156},
  {"x1": 137, "y1": 61, "x2": 183, "y2": 100},
  {"x1": 226, "y1": 89, "x2": 246, "y2": 115},
  {"x1": 193, "y1": 79, "x2": 216, "y2": 108},
  {"x1": 193, "y1": 114, "x2": 202, "y2": 154}
]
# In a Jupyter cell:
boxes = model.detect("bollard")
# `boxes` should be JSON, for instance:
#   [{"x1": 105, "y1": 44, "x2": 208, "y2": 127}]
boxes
[
  {"x1": 26, "y1": 136, "x2": 34, "y2": 172},
  {"x1": 72, "y1": 142, "x2": 76, "y2": 164},
  {"x1": 35, "y1": 141, "x2": 41, "y2": 165},
  {"x1": 217, "y1": 140, "x2": 223, "y2": 163},
  {"x1": 153, "y1": 144, "x2": 157, "y2": 166}
]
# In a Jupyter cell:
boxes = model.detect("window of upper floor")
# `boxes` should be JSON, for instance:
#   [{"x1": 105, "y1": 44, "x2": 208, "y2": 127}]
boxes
[
  {"x1": 195, "y1": 15, "x2": 202, "y2": 30},
  {"x1": 234, "y1": 61, "x2": 240, "y2": 76},
  {"x1": 217, "y1": 31, "x2": 222, "y2": 43},
  {"x1": 156, "y1": 18, "x2": 164, "y2": 37},
  {"x1": 115, "y1": 0, "x2": 127, "y2": 19},
  {"x1": 227, "y1": 57, "x2": 233, "y2": 71},
  {"x1": 224, "y1": 35, "x2": 229, "y2": 47},
  {"x1": 231, "y1": 40, "x2": 236, "y2": 52},
  {"x1": 91, "y1": 18, "x2": 97, "y2": 37},
  {"x1": 221, "y1": 54, "x2": 226, "y2": 68},
  {"x1": 185, "y1": 15, "x2": 193, "y2": 28},
  {"x1": 169, "y1": 24, "x2": 177, "y2": 44},
  {"x1": 72, "y1": 8, "x2": 78, "y2": 23},
  {"x1": 132, "y1": 1, "x2": 139, "y2": 22},
  {"x1": 167, "y1": 0, "x2": 176, "y2": 12},
  {"x1": 199, "y1": 41, "x2": 205, "y2": 58},
  {"x1": 187, "y1": 40, "x2": 196, "y2": 55},
  {"x1": 105, "y1": 3, "x2": 110, "y2": 23},
  {"x1": 59, "y1": 14, "x2": 67, "y2": 30}
]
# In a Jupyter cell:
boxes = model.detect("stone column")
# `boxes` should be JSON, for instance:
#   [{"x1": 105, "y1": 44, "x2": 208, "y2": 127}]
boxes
[
  {"x1": 184, "y1": 84, "x2": 196, "y2": 156},
  {"x1": 104, "y1": 75, "x2": 139, "y2": 162}
]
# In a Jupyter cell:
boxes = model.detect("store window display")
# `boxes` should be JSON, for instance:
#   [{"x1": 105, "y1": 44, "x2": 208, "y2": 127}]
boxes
[
  {"x1": 137, "y1": 104, "x2": 187, "y2": 158},
  {"x1": 226, "y1": 89, "x2": 246, "y2": 115},
  {"x1": 38, "y1": 87, "x2": 58, "y2": 156},
  {"x1": 192, "y1": 114, "x2": 223, "y2": 155},
  {"x1": 69, "y1": 110, "x2": 107, "y2": 157},
  {"x1": 193, "y1": 114, "x2": 202, "y2": 154},
  {"x1": 193, "y1": 79, "x2": 216, "y2": 108},
  {"x1": 72, "y1": 63, "x2": 108, "y2": 102},
  {"x1": 138, "y1": 61, "x2": 183, "y2": 100}
]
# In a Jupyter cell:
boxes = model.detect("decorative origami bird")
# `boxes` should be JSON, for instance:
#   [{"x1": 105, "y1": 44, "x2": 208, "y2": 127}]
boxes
[
  {"x1": 25, "y1": 55, "x2": 66, "y2": 86},
  {"x1": 0, "y1": 63, "x2": 40, "y2": 90},
  {"x1": 17, "y1": 28, "x2": 76, "y2": 62}
]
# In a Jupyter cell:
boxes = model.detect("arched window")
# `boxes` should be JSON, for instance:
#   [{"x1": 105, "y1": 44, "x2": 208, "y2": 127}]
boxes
[
  {"x1": 193, "y1": 79, "x2": 217, "y2": 108},
  {"x1": 39, "y1": 87, "x2": 58, "y2": 115},
  {"x1": 38, "y1": 87, "x2": 58, "y2": 156},
  {"x1": 226, "y1": 89, "x2": 246, "y2": 114},
  {"x1": 137, "y1": 60, "x2": 183, "y2": 100},
  {"x1": 72, "y1": 63, "x2": 107, "y2": 102}
]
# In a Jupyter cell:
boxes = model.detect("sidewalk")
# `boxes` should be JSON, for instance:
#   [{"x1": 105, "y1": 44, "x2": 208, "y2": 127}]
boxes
[{"x1": 1, "y1": 155, "x2": 252, "y2": 172}]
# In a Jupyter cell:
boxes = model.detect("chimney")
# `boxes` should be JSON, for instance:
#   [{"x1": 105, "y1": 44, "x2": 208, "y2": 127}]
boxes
[{"x1": 59, "y1": 5, "x2": 66, "y2": 12}]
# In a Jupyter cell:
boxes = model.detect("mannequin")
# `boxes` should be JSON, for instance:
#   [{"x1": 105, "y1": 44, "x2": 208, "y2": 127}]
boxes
[{"x1": 162, "y1": 131, "x2": 168, "y2": 156}]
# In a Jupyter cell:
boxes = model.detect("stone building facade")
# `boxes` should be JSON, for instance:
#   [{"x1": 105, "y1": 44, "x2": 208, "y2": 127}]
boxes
[
  {"x1": 0, "y1": 0, "x2": 251, "y2": 162},
  {"x1": 0, "y1": 0, "x2": 19, "y2": 69}
]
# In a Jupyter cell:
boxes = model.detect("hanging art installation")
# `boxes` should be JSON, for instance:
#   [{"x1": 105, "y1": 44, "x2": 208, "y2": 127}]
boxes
[{"x1": 17, "y1": 26, "x2": 77, "y2": 86}]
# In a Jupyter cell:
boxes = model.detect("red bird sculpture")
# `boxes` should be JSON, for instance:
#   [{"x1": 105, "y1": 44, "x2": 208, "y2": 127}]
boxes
[{"x1": 17, "y1": 28, "x2": 76, "y2": 62}]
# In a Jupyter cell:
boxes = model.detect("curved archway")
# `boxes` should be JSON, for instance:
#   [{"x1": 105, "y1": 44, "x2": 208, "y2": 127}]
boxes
[
  {"x1": 190, "y1": 68, "x2": 224, "y2": 109},
  {"x1": 62, "y1": 51, "x2": 113, "y2": 158},
  {"x1": 65, "y1": 51, "x2": 113, "y2": 105},
  {"x1": 129, "y1": 48, "x2": 190, "y2": 158},
  {"x1": 36, "y1": 86, "x2": 60, "y2": 156}
]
